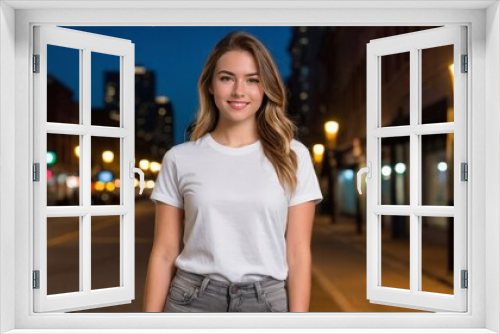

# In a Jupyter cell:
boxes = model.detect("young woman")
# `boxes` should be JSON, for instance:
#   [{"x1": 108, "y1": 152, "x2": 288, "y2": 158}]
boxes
[{"x1": 143, "y1": 31, "x2": 322, "y2": 313}]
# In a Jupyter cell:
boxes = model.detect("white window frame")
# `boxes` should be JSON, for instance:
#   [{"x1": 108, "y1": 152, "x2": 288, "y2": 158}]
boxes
[
  {"x1": 366, "y1": 26, "x2": 468, "y2": 312},
  {"x1": 0, "y1": 1, "x2": 498, "y2": 333},
  {"x1": 33, "y1": 26, "x2": 136, "y2": 313}
]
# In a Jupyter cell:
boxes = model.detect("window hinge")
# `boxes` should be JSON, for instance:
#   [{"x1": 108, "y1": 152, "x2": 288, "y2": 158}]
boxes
[
  {"x1": 33, "y1": 270, "x2": 40, "y2": 289},
  {"x1": 33, "y1": 163, "x2": 40, "y2": 182},
  {"x1": 461, "y1": 162, "x2": 468, "y2": 181},
  {"x1": 461, "y1": 270, "x2": 468, "y2": 289},
  {"x1": 33, "y1": 54, "x2": 40, "y2": 73},
  {"x1": 461, "y1": 54, "x2": 468, "y2": 73}
]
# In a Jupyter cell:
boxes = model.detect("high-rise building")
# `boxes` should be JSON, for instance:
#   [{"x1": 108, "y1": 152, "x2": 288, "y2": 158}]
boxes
[
  {"x1": 287, "y1": 26, "x2": 331, "y2": 148},
  {"x1": 103, "y1": 66, "x2": 174, "y2": 161},
  {"x1": 151, "y1": 95, "x2": 175, "y2": 160}
]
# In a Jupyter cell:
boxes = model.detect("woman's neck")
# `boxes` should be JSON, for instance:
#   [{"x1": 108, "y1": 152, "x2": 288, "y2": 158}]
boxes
[{"x1": 210, "y1": 124, "x2": 259, "y2": 148}]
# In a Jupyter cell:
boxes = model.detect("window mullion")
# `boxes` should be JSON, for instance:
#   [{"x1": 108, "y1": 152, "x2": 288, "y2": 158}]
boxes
[
  {"x1": 122, "y1": 50, "x2": 135, "y2": 294},
  {"x1": 409, "y1": 48, "x2": 420, "y2": 295},
  {"x1": 81, "y1": 47, "x2": 92, "y2": 294},
  {"x1": 119, "y1": 56, "x2": 125, "y2": 288},
  {"x1": 366, "y1": 48, "x2": 380, "y2": 298}
]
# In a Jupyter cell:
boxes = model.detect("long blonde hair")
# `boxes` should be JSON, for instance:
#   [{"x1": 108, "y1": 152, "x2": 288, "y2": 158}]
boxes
[{"x1": 190, "y1": 31, "x2": 298, "y2": 195}]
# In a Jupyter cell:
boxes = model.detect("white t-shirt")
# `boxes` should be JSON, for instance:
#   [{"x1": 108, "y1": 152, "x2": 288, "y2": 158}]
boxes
[{"x1": 150, "y1": 132, "x2": 323, "y2": 283}]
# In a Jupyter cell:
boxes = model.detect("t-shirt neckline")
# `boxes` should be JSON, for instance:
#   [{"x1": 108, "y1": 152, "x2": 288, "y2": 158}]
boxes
[{"x1": 205, "y1": 132, "x2": 261, "y2": 155}]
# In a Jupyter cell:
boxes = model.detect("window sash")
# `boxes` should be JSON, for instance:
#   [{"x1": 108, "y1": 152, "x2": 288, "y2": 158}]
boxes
[
  {"x1": 366, "y1": 26, "x2": 467, "y2": 312},
  {"x1": 32, "y1": 25, "x2": 135, "y2": 313}
]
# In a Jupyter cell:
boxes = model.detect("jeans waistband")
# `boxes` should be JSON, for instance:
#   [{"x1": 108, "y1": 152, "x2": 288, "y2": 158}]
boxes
[{"x1": 174, "y1": 268, "x2": 286, "y2": 299}]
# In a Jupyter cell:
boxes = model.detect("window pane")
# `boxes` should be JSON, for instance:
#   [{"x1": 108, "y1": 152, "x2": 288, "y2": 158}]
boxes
[
  {"x1": 421, "y1": 45, "x2": 454, "y2": 124},
  {"x1": 91, "y1": 52, "x2": 121, "y2": 127},
  {"x1": 381, "y1": 215, "x2": 410, "y2": 290},
  {"x1": 91, "y1": 216, "x2": 121, "y2": 290},
  {"x1": 421, "y1": 216, "x2": 454, "y2": 295},
  {"x1": 422, "y1": 134, "x2": 454, "y2": 206},
  {"x1": 47, "y1": 217, "x2": 80, "y2": 295},
  {"x1": 47, "y1": 134, "x2": 80, "y2": 206},
  {"x1": 381, "y1": 137, "x2": 410, "y2": 205},
  {"x1": 91, "y1": 137, "x2": 120, "y2": 205},
  {"x1": 381, "y1": 52, "x2": 410, "y2": 127},
  {"x1": 47, "y1": 45, "x2": 80, "y2": 124}
]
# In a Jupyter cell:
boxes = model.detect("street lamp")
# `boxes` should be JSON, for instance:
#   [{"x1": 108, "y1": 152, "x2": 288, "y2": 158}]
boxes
[
  {"x1": 312, "y1": 144, "x2": 325, "y2": 164},
  {"x1": 324, "y1": 120, "x2": 339, "y2": 223},
  {"x1": 150, "y1": 161, "x2": 161, "y2": 173},
  {"x1": 324, "y1": 121, "x2": 339, "y2": 149},
  {"x1": 102, "y1": 150, "x2": 114, "y2": 163},
  {"x1": 139, "y1": 159, "x2": 150, "y2": 171},
  {"x1": 312, "y1": 144, "x2": 325, "y2": 175}
]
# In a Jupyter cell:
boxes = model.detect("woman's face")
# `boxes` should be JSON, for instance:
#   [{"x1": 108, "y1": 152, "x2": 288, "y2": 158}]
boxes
[{"x1": 210, "y1": 50, "x2": 264, "y2": 126}]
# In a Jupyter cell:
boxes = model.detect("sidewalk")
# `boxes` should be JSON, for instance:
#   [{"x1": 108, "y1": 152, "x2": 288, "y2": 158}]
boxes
[{"x1": 310, "y1": 214, "x2": 453, "y2": 312}]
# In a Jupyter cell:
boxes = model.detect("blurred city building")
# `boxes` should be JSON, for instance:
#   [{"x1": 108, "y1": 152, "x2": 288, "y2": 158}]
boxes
[
  {"x1": 152, "y1": 95, "x2": 175, "y2": 159},
  {"x1": 47, "y1": 75, "x2": 80, "y2": 206},
  {"x1": 103, "y1": 66, "x2": 175, "y2": 162},
  {"x1": 287, "y1": 26, "x2": 331, "y2": 149},
  {"x1": 288, "y1": 26, "x2": 454, "y2": 271},
  {"x1": 47, "y1": 65, "x2": 174, "y2": 206}
]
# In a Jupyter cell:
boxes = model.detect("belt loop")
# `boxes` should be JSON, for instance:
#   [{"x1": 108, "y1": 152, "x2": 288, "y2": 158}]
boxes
[
  {"x1": 254, "y1": 281, "x2": 264, "y2": 301},
  {"x1": 200, "y1": 276, "x2": 210, "y2": 294}
]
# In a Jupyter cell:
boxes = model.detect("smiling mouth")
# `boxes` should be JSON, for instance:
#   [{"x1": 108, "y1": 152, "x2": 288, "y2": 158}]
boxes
[{"x1": 228, "y1": 101, "x2": 249, "y2": 109}]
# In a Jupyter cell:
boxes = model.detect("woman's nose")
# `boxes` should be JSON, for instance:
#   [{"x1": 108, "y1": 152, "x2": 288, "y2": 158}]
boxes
[{"x1": 231, "y1": 81, "x2": 245, "y2": 97}]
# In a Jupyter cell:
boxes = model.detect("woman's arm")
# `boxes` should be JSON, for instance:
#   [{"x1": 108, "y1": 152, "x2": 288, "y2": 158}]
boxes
[
  {"x1": 142, "y1": 202, "x2": 184, "y2": 312},
  {"x1": 285, "y1": 200, "x2": 316, "y2": 312}
]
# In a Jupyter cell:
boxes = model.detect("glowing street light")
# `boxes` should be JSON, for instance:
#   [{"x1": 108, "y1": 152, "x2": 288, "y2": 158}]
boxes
[
  {"x1": 139, "y1": 159, "x2": 150, "y2": 171},
  {"x1": 438, "y1": 161, "x2": 448, "y2": 172},
  {"x1": 102, "y1": 150, "x2": 114, "y2": 163},
  {"x1": 323, "y1": 120, "x2": 340, "y2": 223},
  {"x1": 106, "y1": 182, "x2": 115, "y2": 192},
  {"x1": 312, "y1": 144, "x2": 325, "y2": 165},
  {"x1": 150, "y1": 161, "x2": 161, "y2": 173},
  {"x1": 95, "y1": 181, "x2": 105, "y2": 191},
  {"x1": 47, "y1": 151, "x2": 57, "y2": 165},
  {"x1": 324, "y1": 121, "x2": 339, "y2": 150},
  {"x1": 382, "y1": 165, "x2": 392, "y2": 177},
  {"x1": 395, "y1": 162, "x2": 407, "y2": 175}
]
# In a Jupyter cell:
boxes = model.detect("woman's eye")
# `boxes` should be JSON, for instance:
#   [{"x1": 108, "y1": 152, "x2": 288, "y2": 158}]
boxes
[
  {"x1": 220, "y1": 76, "x2": 232, "y2": 82},
  {"x1": 248, "y1": 78, "x2": 260, "y2": 83}
]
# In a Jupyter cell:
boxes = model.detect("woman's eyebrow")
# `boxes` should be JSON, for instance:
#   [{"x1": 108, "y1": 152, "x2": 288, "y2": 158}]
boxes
[{"x1": 217, "y1": 70, "x2": 260, "y2": 77}]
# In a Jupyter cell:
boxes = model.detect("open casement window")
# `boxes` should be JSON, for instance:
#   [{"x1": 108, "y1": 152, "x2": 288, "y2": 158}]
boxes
[
  {"x1": 33, "y1": 26, "x2": 136, "y2": 312},
  {"x1": 364, "y1": 26, "x2": 467, "y2": 312}
]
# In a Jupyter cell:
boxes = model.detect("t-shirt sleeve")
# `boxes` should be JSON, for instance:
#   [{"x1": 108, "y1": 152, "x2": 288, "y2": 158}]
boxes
[
  {"x1": 288, "y1": 145, "x2": 323, "y2": 207},
  {"x1": 150, "y1": 148, "x2": 184, "y2": 209}
]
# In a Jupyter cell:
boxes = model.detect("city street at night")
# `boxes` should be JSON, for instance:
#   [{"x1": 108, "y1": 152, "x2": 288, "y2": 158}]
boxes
[
  {"x1": 42, "y1": 26, "x2": 458, "y2": 314},
  {"x1": 43, "y1": 198, "x2": 452, "y2": 313}
]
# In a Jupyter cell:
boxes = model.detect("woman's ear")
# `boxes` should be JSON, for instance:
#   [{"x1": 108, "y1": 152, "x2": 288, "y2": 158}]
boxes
[{"x1": 208, "y1": 84, "x2": 213, "y2": 95}]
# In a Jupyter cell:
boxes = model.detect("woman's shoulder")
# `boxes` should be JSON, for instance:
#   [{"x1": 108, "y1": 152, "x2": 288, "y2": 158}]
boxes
[
  {"x1": 163, "y1": 136, "x2": 207, "y2": 160},
  {"x1": 290, "y1": 138, "x2": 310, "y2": 155}
]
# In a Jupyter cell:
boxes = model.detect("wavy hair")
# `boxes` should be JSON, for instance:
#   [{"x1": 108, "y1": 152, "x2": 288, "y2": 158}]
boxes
[{"x1": 190, "y1": 31, "x2": 298, "y2": 195}]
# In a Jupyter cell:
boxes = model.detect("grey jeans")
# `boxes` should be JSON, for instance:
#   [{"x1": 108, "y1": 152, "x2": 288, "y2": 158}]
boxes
[{"x1": 165, "y1": 268, "x2": 289, "y2": 312}]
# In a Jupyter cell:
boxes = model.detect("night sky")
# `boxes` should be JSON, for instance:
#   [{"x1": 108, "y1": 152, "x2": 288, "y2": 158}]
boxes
[{"x1": 50, "y1": 26, "x2": 292, "y2": 144}]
